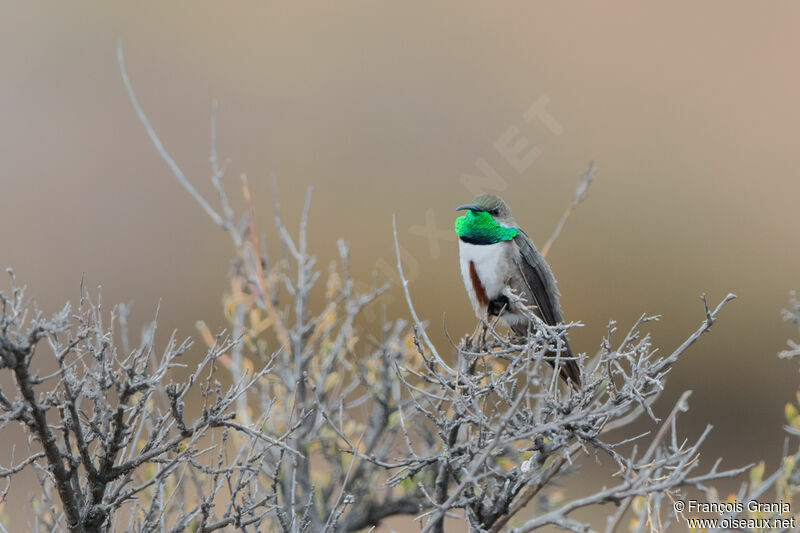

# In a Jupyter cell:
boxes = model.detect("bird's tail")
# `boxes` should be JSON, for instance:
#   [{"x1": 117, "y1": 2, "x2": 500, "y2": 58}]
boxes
[
  {"x1": 556, "y1": 342, "x2": 581, "y2": 389},
  {"x1": 513, "y1": 325, "x2": 581, "y2": 388}
]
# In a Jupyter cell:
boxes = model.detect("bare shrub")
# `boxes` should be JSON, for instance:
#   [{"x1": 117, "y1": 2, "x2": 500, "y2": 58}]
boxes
[
  {"x1": 0, "y1": 272, "x2": 293, "y2": 532},
  {"x1": 0, "y1": 44, "x2": 768, "y2": 533}
]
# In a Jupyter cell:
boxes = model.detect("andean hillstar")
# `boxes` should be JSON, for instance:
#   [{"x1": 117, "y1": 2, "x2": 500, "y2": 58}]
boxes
[{"x1": 455, "y1": 194, "x2": 581, "y2": 386}]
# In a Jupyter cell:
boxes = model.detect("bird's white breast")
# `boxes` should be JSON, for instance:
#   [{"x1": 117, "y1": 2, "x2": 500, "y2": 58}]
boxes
[{"x1": 458, "y1": 240, "x2": 513, "y2": 315}]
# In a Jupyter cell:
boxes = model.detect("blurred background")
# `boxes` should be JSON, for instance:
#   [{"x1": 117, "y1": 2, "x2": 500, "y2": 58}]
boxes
[{"x1": 2, "y1": 1, "x2": 800, "y2": 530}]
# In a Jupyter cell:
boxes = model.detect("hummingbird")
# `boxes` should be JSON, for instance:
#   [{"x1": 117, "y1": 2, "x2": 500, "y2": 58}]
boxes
[{"x1": 454, "y1": 194, "x2": 581, "y2": 386}]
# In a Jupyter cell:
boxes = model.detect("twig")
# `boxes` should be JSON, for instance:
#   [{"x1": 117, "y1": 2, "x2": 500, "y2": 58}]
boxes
[
  {"x1": 541, "y1": 161, "x2": 595, "y2": 258},
  {"x1": 117, "y1": 41, "x2": 224, "y2": 227},
  {"x1": 392, "y1": 215, "x2": 454, "y2": 375}
]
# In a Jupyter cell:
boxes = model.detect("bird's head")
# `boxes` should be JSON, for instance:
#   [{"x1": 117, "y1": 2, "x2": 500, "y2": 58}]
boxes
[{"x1": 454, "y1": 194, "x2": 518, "y2": 244}]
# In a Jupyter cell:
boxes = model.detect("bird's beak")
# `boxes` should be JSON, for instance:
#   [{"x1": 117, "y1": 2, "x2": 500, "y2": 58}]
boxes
[{"x1": 456, "y1": 203, "x2": 483, "y2": 212}]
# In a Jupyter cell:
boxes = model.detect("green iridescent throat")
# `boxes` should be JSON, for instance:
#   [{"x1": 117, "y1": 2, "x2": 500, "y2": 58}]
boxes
[{"x1": 454, "y1": 210, "x2": 518, "y2": 244}]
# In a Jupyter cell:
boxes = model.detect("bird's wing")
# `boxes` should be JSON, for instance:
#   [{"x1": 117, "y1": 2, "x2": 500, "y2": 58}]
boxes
[
  {"x1": 511, "y1": 230, "x2": 563, "y2": 326},
  {"x1": 512, "y1": 229, "x2": 581, "y2": 387}
]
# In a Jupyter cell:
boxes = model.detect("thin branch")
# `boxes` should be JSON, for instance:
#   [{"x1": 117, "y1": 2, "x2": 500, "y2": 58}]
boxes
[
  {"x1": 117, "y1": 41, "x2": 225, "y2": 227},
  {"x1": 392, "y1": 215, "x2": 454, "y2": 375},
  {"x1": 541, "y1": 161, "x2": 595, "y2": 258}
]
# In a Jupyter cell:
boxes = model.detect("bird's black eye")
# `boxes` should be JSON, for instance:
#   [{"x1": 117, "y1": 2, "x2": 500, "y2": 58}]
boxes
[{"x1": 489, "y1": 208, "x2": 500, "y2": 216}]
